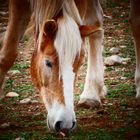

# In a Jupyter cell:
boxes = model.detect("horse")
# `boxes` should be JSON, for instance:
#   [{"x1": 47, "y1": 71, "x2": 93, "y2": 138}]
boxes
[{"x1": 0, "y1": 0, "x2": 139, "y2": 134}]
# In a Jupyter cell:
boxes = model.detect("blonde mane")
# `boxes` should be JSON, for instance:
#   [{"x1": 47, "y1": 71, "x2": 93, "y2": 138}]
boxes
[
  {"x1": 30, "y1": 0, "x2": 64, "y2": 25},
  {"x1": 30, "y1": 0, "x2": 82, "y2": 32}
]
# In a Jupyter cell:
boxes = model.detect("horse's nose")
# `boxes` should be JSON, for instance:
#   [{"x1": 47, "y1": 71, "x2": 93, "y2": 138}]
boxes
[
  {"x1": 54, "y1": 121, "x2": 76, "y2": 132},
  {"x1": 55, "y1": 121, "x2": 62, "y2": 132}
]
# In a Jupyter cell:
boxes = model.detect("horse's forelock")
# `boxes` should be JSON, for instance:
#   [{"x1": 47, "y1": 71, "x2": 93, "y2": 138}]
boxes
[
  {"x1": 30, "y1": 0, "x2": 83, "y2": 64},
  {"x1": 54, "y1": 11, "x2": 82, "y2": 77},
  {"x1": 33, "y1": 0, "x2": 65, "y2": 27}
]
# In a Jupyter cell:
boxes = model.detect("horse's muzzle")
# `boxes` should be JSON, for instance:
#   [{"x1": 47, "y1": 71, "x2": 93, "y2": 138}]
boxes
[{"x1": 47, "y1": 115, "x2": 76, "y2": 134}]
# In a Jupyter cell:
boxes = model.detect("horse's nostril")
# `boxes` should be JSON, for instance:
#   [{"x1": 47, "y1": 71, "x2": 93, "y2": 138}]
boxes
[
  {"x1": 55, "y1": 121, "x2": 76, "y2": 132},
  {"x1": 55, "y1": 121, "x2": 62, "y2": 132},
  {"x1": 71, "y1": 121, "x2": 76, "y2": 130}
]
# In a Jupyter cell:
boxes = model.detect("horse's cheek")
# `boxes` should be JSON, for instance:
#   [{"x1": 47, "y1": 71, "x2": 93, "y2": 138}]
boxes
[{"x1": 30, "y1": 52, "x2": 42, "y2": 90}]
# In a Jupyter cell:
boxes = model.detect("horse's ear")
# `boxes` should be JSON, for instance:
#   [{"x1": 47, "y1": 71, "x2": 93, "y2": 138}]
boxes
[
  {"x1": 43, "y1": 20, "x2": 58, "y2": 37},
  {"x1": 80, "y1": 24, "x2": 102, "y2": 37}
]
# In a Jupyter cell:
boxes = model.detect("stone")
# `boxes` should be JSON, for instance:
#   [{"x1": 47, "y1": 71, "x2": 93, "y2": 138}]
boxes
[
  {"x1": 120, "y1": 77, "x2": 127, "y2": 80},
  {"x1": 0, "y1": 11, "x2": 8, "y2": 16},
  {"x1": 109, "y1": 47, "x2": 120, "y2": 54},
  {"x1": 31, "y1": 100, "x2": 38, "y2": 103},
  {"x1": 104, "y1": 66, "x2": 107, "y2": 70},
  {"x1": 119, "y1": 45, "x2": 127, "y2": 48},
  {"x1": 122, "y1": 58, "x2": 131, "y2": 65},
  {"x1": 103, "y1": 14, "x2": 112, "y2": 19},
  {"x1": 0, "y1": 122, "x2": 10, "y2": 128},
  {"x1": 122, "y1": 61, "x2": 127, "y2": 65},
  {"x1": 15, "y1": 138, "x2": 25, "y2": 140},
  {"x1": 6, "y1": 92, "x2": 19, "y2": 97},
  {"x1": 19, "y1": 51, "x2": 23, "y2": 55},
  {"x1": 108, "y1": 103, "x2": 113, "y2": 106},
  {"x1": 20, "y1": 98, "x2": 31, "y2": 104},
  {"x1": 8, "y1": 70, "x2": 21, "y2": 76},
  {"x1": 104, "y1": 55, "x2": 122, "y2": 66}
]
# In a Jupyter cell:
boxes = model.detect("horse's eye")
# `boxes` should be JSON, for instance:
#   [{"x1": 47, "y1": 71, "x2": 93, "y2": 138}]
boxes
[{"x1": 45, "y1": 60, "x2": 53, "y2": 68}]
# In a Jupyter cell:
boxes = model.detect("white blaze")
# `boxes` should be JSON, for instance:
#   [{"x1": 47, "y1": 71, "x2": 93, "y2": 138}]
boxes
[
  {"x1": 62, "y1": 66, "x2": 75, "y2": 110},
  {"x1": 54, "y1": 9, "x2": 82, "y2": 110}
]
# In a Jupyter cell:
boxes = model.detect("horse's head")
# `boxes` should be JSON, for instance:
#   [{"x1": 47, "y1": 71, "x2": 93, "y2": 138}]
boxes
[{"x1": 31, "y1": 18, "x2": 84, "y2": 133}]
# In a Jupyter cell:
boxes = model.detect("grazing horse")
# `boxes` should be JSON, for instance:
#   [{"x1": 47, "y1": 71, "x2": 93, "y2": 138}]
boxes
[
  {"x1": 0, "y1": 0, "x2": 105, "y2": 133},
  {"x1": 0, "y1": 0, "x2": 139, "y2": 134}
]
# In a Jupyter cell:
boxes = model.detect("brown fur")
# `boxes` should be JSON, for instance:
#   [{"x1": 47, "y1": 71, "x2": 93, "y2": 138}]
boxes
[
  {"x1": 0, "y1": 0, "x2": 31, "y2": 88},
  {"x1": 30, "y1": 26, "x2": 64, "y2": 105},
  {"x1": 31, "y1": 21, "x2": 84, "y2": 105}
]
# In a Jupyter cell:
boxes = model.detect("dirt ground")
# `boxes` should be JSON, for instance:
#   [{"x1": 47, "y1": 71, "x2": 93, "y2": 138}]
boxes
[{"x1": 0, "y1": 0, "x2": 140, "y2": 140}]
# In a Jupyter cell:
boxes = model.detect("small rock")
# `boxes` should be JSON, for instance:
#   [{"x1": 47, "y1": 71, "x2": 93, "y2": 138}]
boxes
[
  {"x1": 0, "y1": 122, "x2": 10, "y2": 128},
  {"x1": 6, "y1": 92, "x2": 19, "y2": 98},
  {"x1": 119, "y1": 45, "x2": 127, "y2": 48},
  {"x1": 8, "y1": 70, "x2": 21, "y2": 76},
  {"x1": 0, "y1": 11, "x2": 8, "y2": 16},
  {"x1": 103, "y1": 14, "x2": 112, "y2": 19},
  {"x1": 15, "y1": 138, "x2": 25, "y2": 140},
  {"x1": 122, "y1": 61, "x2": 128, "y2": 65},
  {"x1": 109, "y1": 47, "x2": 120, "y2": 54},
  {"x1": 31, "y1": 100, "x2": 38, "y2": 103},
  {"x1": 20, "y1": 98, "x2": 31, "y2": 104},
  {"x1": 19, "y1": 51, "x2": 23, "y2": 55},
  {"x1": 104, "y1": 55, "x2": 122, "y2": 66},
  {"x1": 108, "y1": 103, "x2": 113, "y2": 106},
  {"x1": 122, "y1": 58, "x2": 131, "y2": 64},
  {"x1": 104, "y1": 66, "x2": 107, "y2": 70},
  {"x1": 110, "y1": 77, "x2": 114, "y2": 80},
  {"x1": 35, "y1": 113, "x2": 41, "y2": 116},
  {"x1": 120, "y1": 77, "x2": 127, "y2": 80},
  {"x1": 127, "y1": 108, "x2": 133, "y2": 111}
]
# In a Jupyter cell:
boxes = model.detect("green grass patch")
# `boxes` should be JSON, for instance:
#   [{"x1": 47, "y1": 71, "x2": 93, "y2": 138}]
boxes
[
  {"x1": 107, "y1": 83, "x2": 136, "y2": 98},
  {"x1": 12, "y1": 62, "x2": 30, "y2": 72}
]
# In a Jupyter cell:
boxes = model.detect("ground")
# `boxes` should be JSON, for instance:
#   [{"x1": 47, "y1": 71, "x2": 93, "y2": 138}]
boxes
[{"x1": 0, "y1": 0, "x2": 140, "y2": 139}]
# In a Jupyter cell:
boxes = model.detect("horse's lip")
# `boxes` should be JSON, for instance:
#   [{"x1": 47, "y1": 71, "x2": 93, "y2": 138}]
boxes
[{"x1": 59, "y1": 129, "x2": 69, "y2": 136}]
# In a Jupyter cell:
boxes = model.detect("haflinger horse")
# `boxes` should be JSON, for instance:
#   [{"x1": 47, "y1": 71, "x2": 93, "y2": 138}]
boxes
[{"x1": 0, "y1": 0, "x2": 139, "y2": 135}]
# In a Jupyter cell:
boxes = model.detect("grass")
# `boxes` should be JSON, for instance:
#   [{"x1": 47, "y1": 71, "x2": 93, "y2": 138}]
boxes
[
  {"x1": 107, "y1": 83, "x2": 136, "y2": 98},
  {"x1": 11, "y1": 62, "x2": 30, "y2": 72},
  {"x1": 0, "y1": 127, "x2": 139, "y2": 140}
]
